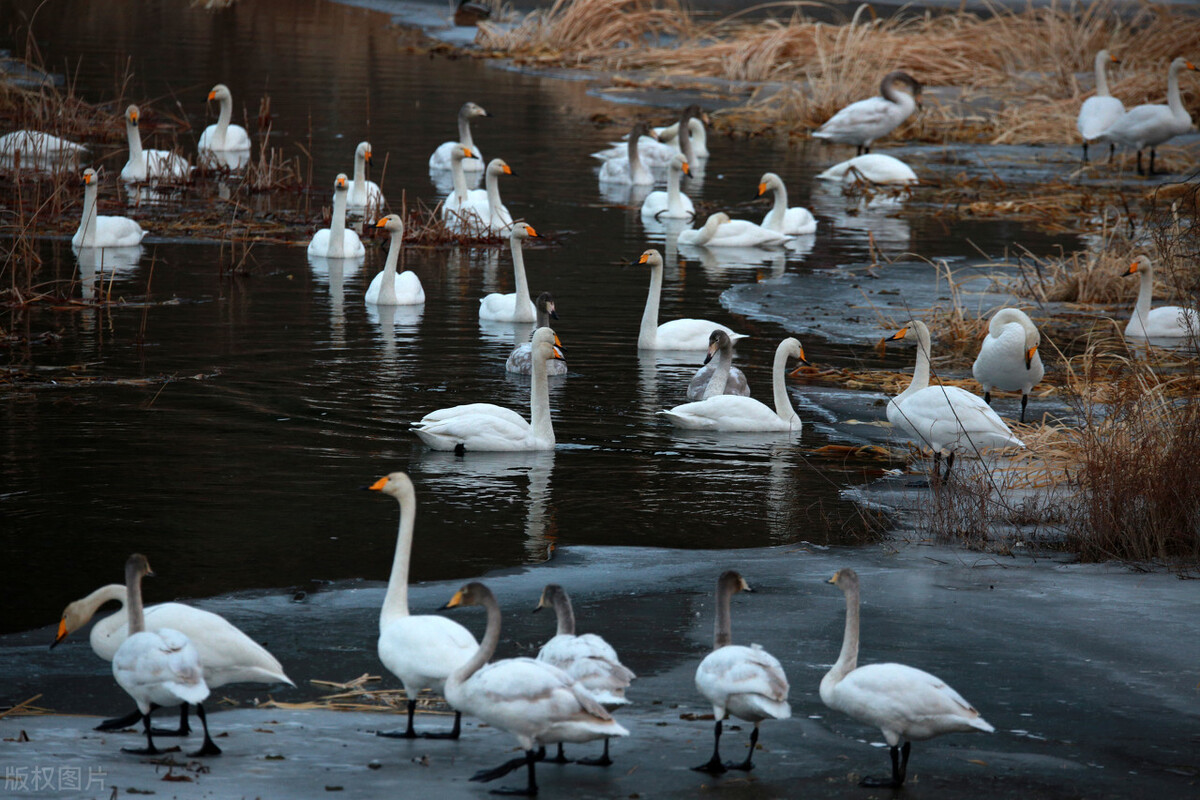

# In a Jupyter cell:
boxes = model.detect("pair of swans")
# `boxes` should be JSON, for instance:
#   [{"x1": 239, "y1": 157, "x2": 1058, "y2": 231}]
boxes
[
  {"x1": 346, "y1": 141, "x2": 385, "y2": 217},
  {"x1": 366, "y1": 215, "x2": 425, "y2": 305},
  {"x1": 640, "y1": 153, "x2": 694, "y2": 220},
  {"x1": 971, "y1": 308, "x2": 1044, "y2": 422},
  {"x1": 886, "y1": 320, "x2": 1024, "y2": 479},
  {"x1": 121, "y1": 105, "x2": 190, "y2": 183},
  {"x1": 444, "y1": 146, "x2": 513, "y2": 235},
  {"x1": 816, "y1": 153, "x2": 918, "y2": 185},
  {"x1": 1098, "y1": 57, "x2": 1198, "y2": 175},
  {"x1": 813, "y1": 71, "x2": 922, "y2": 154},
  {"x1": 637, "y1": 248, "x2": 745, "y2": 350},
  {"x1": 1122, "y1": 256, "x2": 1200, "y2": 339},
  {"x1": 661, "y1": 337, "x2": 808, "y2": 432},
  {"x1": 74, "y1": 168, "x2": 146, "y2": 249},
  {"x1": 197, "y1": 84, "x2": 251, "y2": 153},
  {"x1": 307, "y1": 174, "x2": 365, "y2": 259},
  {"x1": 429, "y1": 101, "x2": 489, "y2": 171},
  {"x1": 412, "y1": 327, "x2": 562, "y2": 451},
  {"x1": 507, "y1": 292, "x2": 568, "y2": 375},
  {"x1": 1077, "y1": 50, "x2": 1124, "y2": 163}
]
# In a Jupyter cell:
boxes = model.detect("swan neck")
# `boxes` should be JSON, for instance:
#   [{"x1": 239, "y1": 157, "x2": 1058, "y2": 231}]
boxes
[
  {"x1": 354, "y1": 152, "x2": 366, "y2": 186},
  {"x1": 450, "y1": 156, "x2": 469, "y2": 203},
  {"x1": 452, "y1": 592, "x2": 501, "y2": 686},
  {"x1": 772, "y1": 182, "x2": 788, "y2": 217},
  {"x1": 381, "y1": 488, "x2": 415, "y2": 624},
  {"x1": 217, "y1": 95, "x2": 232, "y2": 138},
  {"x1": 552, "y1": 593, "x2": 576, "y2": 636},
  {"x1": 639, "y1": 262, "x2": 663, "y2": 348},
  {"x1": 1168, "y1": 61, "x2": 1185, "y2": 114},
  {"x1": 678, "y1": 113, "x2": 695, "y2": 163},
  {"x1": 1134, "y1": 266, "x2": 1154, "y2": 324},
  {"x1": 486, "y1": 169, "x2": 503, "y2": 215},
  {"x1": 771, "y1": 344, "x2": 796, "y2": 422},
  {"x1": 830, "y1": 583, "x2": 860, "y2": 681},
  {"x1": 79, "y1": 584, "x2": 127, "y2": 627},
  {"x1": 1094, "y1": 52, "x2": 1111, "y2": 96},
  {"x1": 627, "y1": 133, "x2": 642, "y2": 172},
  {"x1": 125, "y1": 564, "x2": 146, "y2": 635},
  {"x1": 510, "y1": 238, "x2": 533, "y2": 318},
  {"x1": 457, "y1": 113, "x2": 475, "y2": 150},
  {"x1": 667, "y1": 166, "x2": 684, "y2": 215},
  {"x1": 126, "y1": 120, "x2": 143, "y2": 160},
  {"x1": 329, "y1": 190, "x2": 347, "y2": 258},
  {"x1": 899, "y1": 328, "x2": 932, "y2": 401},
  {"x1": 379, "y1": 232, "x2": 401, "y2": 304},
  {"x1": 704, "y1": 342, "x2": 732, "y2": 398},
  {"x1": 713, "y1": 579, "x2": 734, "y2": 650},
  {"x1": 79, "y1": 180, "x2": 98, "y2": 246},
  {"x1": 529, "y1": 338, "x2": 554, "y2": 444}
]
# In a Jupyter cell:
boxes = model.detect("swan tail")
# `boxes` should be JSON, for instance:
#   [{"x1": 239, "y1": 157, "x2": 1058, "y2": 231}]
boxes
[{"x1": 968, "y1": 715, "x2": 995, "y2": 734}]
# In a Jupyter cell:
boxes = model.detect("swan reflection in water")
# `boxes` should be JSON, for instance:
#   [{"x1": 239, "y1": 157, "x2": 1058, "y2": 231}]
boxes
[
  {"x1": 75, "y1": 245, "x2": 143, "y2": 299},
  {"x1": 809, "y1": 181, "x2": 911, "y2": 254}
]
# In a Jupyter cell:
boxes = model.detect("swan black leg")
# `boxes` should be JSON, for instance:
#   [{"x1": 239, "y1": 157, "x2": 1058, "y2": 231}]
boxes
[
  {"x1": 932, "y1": 451, "x2": 942, "y2": 483},
  {"x1": 1081, "y1": 141, "x2": 1089, "y2": 163},
  {"x1": 1149, "y1": 148, "x2": 1158, "y2": 176},
  {"x1": 725, "y1": 724, "x2": 758, "y2": 771},
  {"x1": 576, "y1": 738, "x2": 613, "y2": 767},
  {"x1": 1108, "y1": 142, "x2": 1116, "y2": 163},
  {"x1": 944, "y1": 452, "x2": 956, "y2": 481},
  {"x1": 376, "y1": 698, "x2": 418, "y2": 739},
  {"x1": 473, "y1": 749, "x2": 539, "y2": 796},
  {"x1": 692, "y1": 718, "x2": 727, "y2": 775},
  {"x1": 1020, "y1": 393, "x2": 1028, "y2": 423},
  {"x1": 1136, "y1": 149, "x2": 1145, "y2": 176},
  {"x1": 545, "y1": 743, "x2": 570, "y2": 764},
  {"x1": 189, "y1": 703, "x2": 222, "y2": 757},
  {"x1": 860, "y1": 742, "x2": 907, "y2": 788},
  {"x1": 983, "y1": 390, "x2": 992, "y2": 406},
  {"x1": 121, "y1": 709, "x2": 161, "y2": 756},
  {"x1": 96, "y1": 707, "x2": 143, "y2": 732},
  {"x1": 422, "y1": 710, "x2": 463, "y2": 740},
  {"x1": 149, "y1": 702, "x2": 191, "y2": 736}
]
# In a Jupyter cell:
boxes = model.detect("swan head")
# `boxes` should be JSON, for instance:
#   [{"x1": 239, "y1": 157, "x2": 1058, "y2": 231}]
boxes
[
  {"x1": 1170, "y1": 57, "x2": 1198, "y2": 75},
  {"x1": 81, "y1": 167, "x2": 98, "y2": 187},
  {"x1": 357, "y1": 141, "x2": 372, "y2": 163},
  {"x1": 703, "y1": 329, "x2": 734, "y2": 364},
  {"x1": 533, "y1": 583, "x2": 566, "y2": 613},
  {"x1": 442, "y1": 580, "x2": 494, "y2": 610},
  {"x1": 510, "y1": 223, "x2": 537, "y2": 242},
  {"x1": 125, "y1": 105, "x2": 140, "y2": 126},
  {"x1": 207, "y1": 84, "x2": 232, "y2": 103},
  {"x1": 988, "y1": 308, "x2": 1041, "y2": 361},
  {"x1": 126, "y1": 553, "x2": 153, "y2": 581},
  {"x1": 638, "y1": 248, "x2": 663, "y2": 269},
  {"x1": 532, "y1": 326, "x2": 564, "y2": 362},
  {"x1": 718, "y1": 570, "x2": 752, "y2": 595},
  {"x1": 781, "y1": 337, "x2": 811, "y2": 373},
  {"x1": 1099, "y1": 49, "x2": 1119, "y2": 65},
  {"x1": 681, "y1": 104, "x2": 710, "y2": 127},
  {"x1": 535, "y1": 291, "x2": 558, "y2": 320},
  {"x1": 1123, "y1": 254, "x2": 1154, "y2": 279},
  {"x1": 460, "y1": 102, "x2": 490, "y2": 120},
  {"x1": 450, "y1": 144, "x2": 476, "y2": 162},
  {"x1": 630, "y1": 120, "x2": 657, "y2": 141},
  {"x1": 488, "y1": 158, "x2": 514, "y2": 177},
  {"x1": 827, "y1": 567, "x2": 859, "y2": 592},
  {"x1": 334, "y1": 173, "x2": 349, "y2": 193},
  {"x1": 670, "y1": 153, "x2": 691, "y2": 177},
  {"x1": 375, "y1": 213, "x2": 404, "y2": 236},
  {"x1": 882, "y1": 320, "x2": 931, "y2": 357},
  {"x1": 757, "y1": 172, "x2": 783, "y2": 196},
  {"x1": 883, "y1": 70, "x2": 922, "y2": 98},
  {"x1": 367, "y1": 471, "x2": 415, "y2": 502}
]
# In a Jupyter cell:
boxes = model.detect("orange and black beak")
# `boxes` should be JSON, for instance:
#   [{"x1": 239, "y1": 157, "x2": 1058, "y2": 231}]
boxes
[
  {"x1": 441, "y1": 589, "x2": 465, "y2": 610},
  {"x1": 1123, "y1": 261, "x2": 1139, "y2": 277},
  {"x1": 757, "y1": 181, "x2": 768, "y2": 198},
  {"x1": 1025, "y1": 346, "x2": 1037, "y2": 370},
  {"x1": 367, "y1": 476, "x2": 388, "y2": 491},
  {"x1": 502, "y1": 164, "x2": 514, "y2": 176},
  {"x1": 681, "y1": 160, "x2": 691, "y2": 177},
  {"x1": 207, "y1": 89, "x2": 217, "y2": 101},
  {"x1": 638, "y1": 253, "x2": 650, "y2": 265},
  {"x1": 787, "y1": 347, "x2": 812, "y2": 375},
  {"x1": 884, "y1": 327, "x2": 909, "y2": 343},
  {"x1": 524, "y1": 225, "x2": 538, "y2": 238},
  {"x1": 50, "y1": 618, "x2": 69, "y2": 649}
]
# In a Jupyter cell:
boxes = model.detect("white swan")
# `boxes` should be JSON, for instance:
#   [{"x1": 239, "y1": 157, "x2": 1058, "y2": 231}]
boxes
[
  {"x1": 817, "y1": 153, "x2": 918, "y2": 185},
  {"x1": 412, "y1": 327, "x2": 561, "y2": 452},
  {"x1": 813, "y1": 71, "x2": 921, "y2": 154},
  {"x1": 971, "y1": 308, "x2": 1044, "y2": 422},
  {"x1": 442, "y1": 144, "x2": 490, "y2": 234},
  {"x1": 120, "y1": 105, "x2": 190, "y2": 183},
  {"x1": 443, "y1": 581, "x2": 629, "y2": 794},
  {"x1": 822, "y1": 568, "x2": 994, "y2": 788},
  {"x1": 656, "y1": 112, "x2": 709, "y2": 159},
  {"x1": 307, "y1": 174, "x2": 365, "y2": 259},
  {"x1": 198, "y1": 84, "x2": 251, "y2": 152},
  {"x1": 365, "y1": 215, "x2": 424, "y2": 305},
  {"x1": 637, "y1": 248, "x2": 746, "y2": 350},
  {"x1": 346, "y1": 141, "x2": 385, "y2": 217},
  {"x1": 1098, "y1": 57, "x2": 1198, "y2": 175},
  {"x1": 369, "y1": 472, "x2": 478, "y2": 739},
  {"x1": 640, "y1": 153, "x2": 694, "y2": 220},
  {"x1": 507, "y1": 292, "x2": 567, "y2": 376},
  {"x1": 109, "y1": 554, "x2": 218, "y2": 757},
  {"x1": 0, "y1": 130, "x2": 86, "y2": 171},
  {"x1": 686, "y1": 329, "x2": 749, "y2": 401},
  {"x1": 1122, "y1": 256, "x2": 1200, "y2": 339},
  {"x1": 429, "y1": 102, "x2": 489, "y2": 171},
  {"x1": 597, "y1": 121, "x2": 657, "y2": 186},
  {"x1": 885, "y1": 320, "x2": 1024, "y2": 479},
  {"x1": 692, "y1": 570, "x2": 790, "y2": 775},
  {"x1": 662, "y1": 337, "x2": 807, "y2": 432},
  {"x1": 757, "y1": 172, "x2": 817, "y2": 235},
  {"x1": 73, "y1": 168, "x2": 146, "y2": 249},
  {"x1": 483, "y1": 158, "x2": 515, "y2": 234},
  {"x1": 678, "y1": 212, "x2": 788, "y2": 248},
  {"x1": 480, "y1": 223, "x2": 538, "y2": 321},
  {"x1": 1077, "y1": 50, "x2": 1124, "y2": 163},
  {"x1": 534, "y1": 583, "x2": 636, "y2": 765},
  {"x1": 597, "y1": 106, "x2": 707, "y2": 165}
]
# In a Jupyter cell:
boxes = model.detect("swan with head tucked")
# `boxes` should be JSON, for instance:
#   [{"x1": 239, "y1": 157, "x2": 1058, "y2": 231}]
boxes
[
  {"x1": 813, "y1": 71, "x2": 921, "y2": 154},
  {"x1": 885, "y1": 320, "x2": 1024, "y2": 480},
  {"x1": 640, "y1": 154, "x2": 695, "y2": 220},
  {"x1": 412, "y1": 327, "x2": 562, "y2": 452},
  {"x1": 429, "y1": 102, "x2": 489, "y2": 171},
  {"x1": 637, "y1": 248, "x2": 746, "y2": 350},
  {"x1": 692, "y1": 570, "x2": 790, "y2": 775},
  {"x1": 686, "y1": 329, "x2": 750, "y2": 401},
  {"x1": 1122, "y1": 256, "x2": 1200, "y2": 339},
  {"x1": 534, "y1": 583, "x2": 635, "y2": 766},
  {"x1": 442, "y1": 144, "x2": 490, "y2": 234},
  {"x1": 73, "y1": 169, "x2": 146, "y2": 249},
  {"x1": 507, "y1": 292, "x2": 567, "y2": 375},
  {"x1": 1077, "y1": 50, "x2": 1124, "y2": 163},
  {"x1": 121, "y1": 105, "x2": 191, "y2": 183},
  {"x1": 480, "y1": 223, "x2": 539, "y2": 321},
  {"x1": 0, "y1": 130, "x2": 86, "y2": 171},
  {"x1": 307, "y1": 174, "x2": 365, "y2": 259},
  {"x1": 442, "y1": 582, "x2": 629, "y2": 795},
  {"x1": 109, "y1": 554, "x2": 218, "y2": 757},
  {"x1": 822, "y1": 568, "x2": 994, "y2": 788},
  {"x1": 369, "y1": 472, "x2": 478, "y2": 739},
  {"x1": 817, "y1": 153, "x2": 918, "y2": 185},
  {"x1": 678, "y1": 212, "x2": 788, "y2": 248},
  {"x1": 198, "y1": 84, "x2": 251, "y2": 152},
  {"x1": 662, "y1": 337, "x2": 807, "y2": 432},
  {"x1": 597, "y1": 121, "x2": 657, "y2": 186},
  {"x1": 346, "y1": 141, "x2": 385, "y2": 217},
  {"x1": 366, "y1": 215, "x2": 424, "y2": 305},
  {"x1": 972, "y1": 308, "x2": 1044, "y2": 422},
  {"x1": 757, "y1": 172, "x2": 817, "y2": 235},
  {"x1": 1098, "y1": 57, "x2": 1198, "y2": 175}
]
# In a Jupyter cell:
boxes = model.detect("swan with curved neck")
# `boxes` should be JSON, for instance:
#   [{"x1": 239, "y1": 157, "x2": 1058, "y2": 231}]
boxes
[
  {"x1": 429, "y1": 102, "x2": 489, "y2": 171},
  {"x1": 640, "y1": 153, "x2": 694, "y2": 220},
  {"x1": 686, "y1": 329, "x2": 750, "y2": 401},
  {"x1": 73, "y1": 168, "x2": 145, "y2": 249},
  {"x1": 637, "y1": 248, "x2": 746, "y2": 350},
  {"x1": 1077, "y1": 50, "x2": 1124, "y2": 163},
  {"x1": 971, "y1": 308, "x2": 1044, "y2": 422},
  {"x1": 412, "y1": 327, "x2": 562, "y2": 451},
  {"x1": 885, "y1": 319, "x2": 1024, "y2": 479},
  {"x1": 597, "y1": 121, "x2": 657, "y2": 185},
  {"x1": 346, "y1": 141, "x2": 385, "y2": 216},
  {"x1": 692, "y1": 570, "x2": 790, "y2": 775},
  {"x1": 656, "y1": 107, "x2": 710, "y2": 159},
  {"x1": 369, "y1": 472, "x2": 478, "y2": 739},
  {"x1": 816, "y1": 153, "x2": 919, "y2": 185},
  {"x1": 1122, "y1": 256, "x2": 1200, "y2": 339},
  {"x1": 1099, "y1": 58, "x2": 1198, "y2": 175},
  {"x1": 307, "y1": 174, "x2": 365, "y2": 259},
  {"x1": 479, "y1": 223, "x2": 538, "y2": 321},
  {"x1": 484, "y1": 158, "x2": 514, "y2": 233},
  {"x1": 678, "y1": 211, "x2": 789, "y2": 248},
  {"x1": 507, "y1": 292, "x2": 567, "y2": 375},
  {"x1": 121, "y1": 104, "x2": 191, "y2": 183},
  {"x1": 198, "y1": 84, "x2": 251, "y2": 152},
  {"x1": 366, "y1": 215, "x2": 424, "y2": 305},
  {"x1": 758, "y1": 173, "x2": 817, "y2": 235},
  {"x1": 661, "y1": 337, "x2": 808, "y2": 432},
  {"x1": 813, "y1": 71, "x2": 921, "y2": 154},
  {"x1": 822, "y1": 568, "x2": 994, "y2": 788}
]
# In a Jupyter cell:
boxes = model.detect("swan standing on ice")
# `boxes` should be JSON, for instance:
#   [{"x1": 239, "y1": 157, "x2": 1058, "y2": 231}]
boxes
[
  {"x1": 816, "y1": 153, "x2": 918, "y2": 185},
  {"x1": 1098, "y1": 57, "x2": 1198, "y2": 175},
  {"x1": 686, "y1": 329, "x2": 749, "y2": 401},
  {"x1": 365, "y1": 215, "x2": 424, "y2": 305},
  {"x1": 637, "y1": 249, "x2": 746, "y2": 350},
  {"x1": 442, "y1": 144, "x2": 489, "y2": 234},
  {"x1": 307, "y1": 174, "x2": 365, "y2": 259},
  {"x1": 346, "y1": 141, "x2": 385, "y2": 217},
  {"x1": 640, "y1": 153, "x2": 694, "y2": 220},
  {"x1": 429, "y1": 102, "x2": 489, "y2": 171},
  {"x1": 885, "y1": 320, "x2": 1024, "y2": 480},
  {"x1": 1077, "y1": 50, "x2": 1124, "y2": 163},
  {"x1": 73, "y1": 169, "x2": 146, "y2": 249},
  {"x1": 972, "y1": 308, "x2": 1044, "y2": 422},
  {"x1": 369, "y1": 472, "x2": 478, "y2": 739},
  {"x1": 198, "y1": 84, "x2": 251, "y2": 153},
  {"x1": 121, "y1": 105, "x2": 190, "y2": 183},
  {"x1": 813, "y1": 71, "x2": 922, "y2": 154},
  {"x1": 534, "y1": 584, "x2": 635, "y2": 765},
  {"x1": 597, "y1": 121, "x2": 657, "y2": 186},
  {"x1": 678, "y1": 212, "x2": 788, "y2": 248},
  {"x1": 1122, "y1": 256, "x2": 1200, "y2": 339},
  {"x1": 757, "y1": 173, "x2": 817, "y2": 235},
  {"x1": 822, "y1": 568, "x2": 994, "y2": 788},
  {"x1": 480, "y1": 223, "x2": 538, "y2": 322},
  {"x1": 692, "y1": 570, "x2": 790, "y2": 774},
  {"x1": 507, "y1": 292, "x2": 567, "y2": 375}
]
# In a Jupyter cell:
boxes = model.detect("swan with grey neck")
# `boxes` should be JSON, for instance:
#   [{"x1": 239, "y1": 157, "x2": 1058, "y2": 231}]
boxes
[
  {"x1": 429, "y1": 102, "x2": 489, "y2": 171},
  {"x1": 637, "y1": 249, "x2": 746, "y2": 350},
  {"x1": 198, "y1": 84, "x2": 251, "y2": 152},
  {"x1": 507, "y1": 292, "x2": 567, "y2": 375},
  {"x1": 597, "y1": 121, "x2": 657, "y2": 186},
  {"x1": 813, "y1": 71, "x2": 921, "y2": 154},
  {"x1": 686, "y1": 329, "x2": 750, "y2": 401},
  {"x1": 365, "y1": 215, "x2": 424, "y2": 305}
]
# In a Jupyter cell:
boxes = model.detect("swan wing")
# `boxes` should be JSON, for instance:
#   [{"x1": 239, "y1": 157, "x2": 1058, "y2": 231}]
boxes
[
  {"x1": 688, "y1": 363, "x2": 750, "y2": 401},
  {"x1": 412, "y1": 411, "x2": 535, "y2": 451},
  {"x1": 379, "y1": 615, "x2": 478, "y2": 692},
  {"x1": 654, "y1": 319, "x2": 744, "y2": 351},
  {"x1": 833, "y1": 662, "x2": 993, "y2": 740},
  {"x1": 661, "y1": 396, "x2": 790, "y2": 432},
  {"x1": 889, "y1": 386, "x2": 1024, "y2": 452},
  {"x1": 972, "y1": 323, "x2": 1044, "y2": 393},
  {"x1": 1078, "y1": 96, "x2": 1126, "y2": 140}
]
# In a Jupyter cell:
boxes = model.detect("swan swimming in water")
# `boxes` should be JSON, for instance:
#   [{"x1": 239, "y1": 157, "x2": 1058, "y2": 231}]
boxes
[
  {"x1": 198, "y1": 84, "x2": 251, "y2": 153},
  {"x1": 686, "y1": 329, "x2": 749, "y2": 401},
  {"x1": 346, "y1": 141, "x2": 385, "y2": 217},
  {"x1": 637, "y1": 248, "x2": 746, "y2": 350},
  {"x1": 757, "y1": 172, "x2": 817, "y2": 235},
  {"x1": 813, "y1": 71, "x2": 922, "y2": 154},
  {"x1": 73, "y1": 169, "x2": 146, "y2": 249},
  {"x1": 120, "y1": 105, "x2": 190, "y2": 183},
  {"x1": 507, "y1": 293, "x2": 567, "y2": 376},
  {"x1": 365, "y1": 215, "x2": 424, "y2": 305},
  {"x1": 429, "y1": 102, "x2": 489, "y2": 171},
  {"x1": 479, "y1": 224, "x2": 538, "y2": 322},
  {"x1": 307, "y1": 174, "x2": 365, "y2": 259},
  {"x1": 640, "y1": 154, "x2": 694, "y2": 220},
  {"x1": 596, "y1": 121, "x2": 658, "y2": 186},
  {"x1": 816, "y1": 154, "x2": 918, "y2": 185},
  {"x1": 678, "y1": 212, "x2": 788, "y2": 248},
  {"x1": 1122, "y1": 256, "x2": 1200, "y2": 339}
]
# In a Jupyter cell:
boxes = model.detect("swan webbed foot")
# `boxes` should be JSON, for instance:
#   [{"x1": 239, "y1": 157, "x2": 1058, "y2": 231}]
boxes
[
  {"x1": 858, "y1": 774, "x2": 903, "y2": 788},
  {"x1": 96, "y1": 708, "x2": 143, "y2": 732},
  {"x1": 574, "y1": 738, "x2": 612, "y2": 766},
  {"x1": 691, "y1": 756, "x2": 728, "y2": 775},
  {"x1": 189, "y1": 739, "x2": 222, "y2": 757},
  {"x1": 152, "y1": 703, "x2": 191, "y2": 736},
  {"x1": 860, "y1": 742, "x2": 908, "y2": 787},
  {"x1": 482, "y1": 749, "x2": 538, "y2": 796},
  {"x1": 454, "y1": 443, "x2": 466, "y2": 456},
  {"x1": 377, "y1": 729, "x2": 418, "y2": 739},
  {"x1": 120, "y1": 745, "x2": 162, "y2": 756},
  {"x1": 723, "y1": 726, "x2": 757, "y2": 771},
  {"x1": 420, "y1": 730, "x2": 460, "y2": 740},
  {"x1": 471, "y1": 755, "x2": 530, "y2": 783},
  {"x1": 542, "y1": 743, "x2": 571, "y2": 764}
]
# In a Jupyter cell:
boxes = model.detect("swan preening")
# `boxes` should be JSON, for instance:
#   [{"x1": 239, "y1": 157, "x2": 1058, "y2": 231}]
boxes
[
  {"x1": 813, "y1": 71, "x2": 922, "y2": 154},
  {"x1": 885, "y1": 320, "x2": 1024, "y2": 479},
  {"x1": 686, "y1": 329, "x2": 750, "y2": 401},
  {"x1": 480, "y1": 223, "x2": 538, "y2": 321},
  {"x1": 307, "y1": 174, "x2": 365, "y2": 259},
  {"x1": 1122, "y1": 256, "x2": 1200, "y2": 339},
  {"x1": 198, "y1": 84, "x2": 251, "y2": 153},
  {"x1": 693, "y1": 570, "x2": 790, "y2": 774},
  {"x1": 347, "y1": 141, "x2": 385, "y2": 217},
  {"x1": 429, "y1": 102, "x2": 490, "y2": 171},
  {"x1": 816, "y1": 153, "x2": 918, "y2": 185},
  {"x1": 370, "y1": 472, "x2": 477, "y2": 739},
  {"x1": 1077, "y1": 50, "x2": 1124, "y2": 163},
  {"x1": 972, "y1": 308, "x2": 1044, "y2": 422},
  {"x1": 443, "y1": 581, "x2": 629, "y2": 795},
  {"x1": 640, "y1": 153, "x2": 694, "y2": 220},
  {"x1": 74, "y1": 169, "x2": 146, "y2": 249},
  {"x1": 822, "y1": 568, "x2": 994, "y2": 787},
  {"x1": 412, "y1": 327, "x2": 562, "y2": 451},
  {"x1": 507, "y1": 292, "x2": 568, "y2": 375},
  {"x1": 637, "y1": 248, "x2": 746, "y2": 350},
  {"x1": 1098, "y1": 57, "x2": 1198, "y2": 175},
  {"x1": 121, "y1": 104, "x2": 191, "y2": 183},
  {"x1": 758, "y1": 173, "x2": 817, "y2": 235},
  {"x1": 661, "y1": 337, "x2": 808, "y2": 432},
  {"x1": 366, "y1": 215, "x2": 424, "y2": 305},
  {"x1": 678, "y1": 212, "x2": 788, "y2": 248},
  {"x1": 534, "y1": 583, "x2": 635, "y2": 765}
]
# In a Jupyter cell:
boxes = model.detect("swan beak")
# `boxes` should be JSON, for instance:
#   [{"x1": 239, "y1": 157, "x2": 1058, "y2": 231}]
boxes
[
  {"x1": 502, "y1": 164, "x2": 513, "y2": 176},
  {"x1": 1123, "y1": 261, "x2": 1139, "y2": 276},
  {"x1": 462, "y1": 146, "x2": 475, "y2": 159},
  {"x1": 129, "y1": 110, "x2": 138, "y2": 124},
  {"x1": 681, "y1": 161, "x2": 691, "y2": 176},
  {"x1": 553, "y1": 332, "x2": 563, "y2": 349},
  {"x1": 757, "y1": 182, "x2": 767, "y2": 197},
  {"x1": 703, "y1": 341, "x2": 718, "y2": 365},
  {"x1": 365, "y1": 151, "x2": 372, "y2": 164},
  {"x1": 740, "y1": 577, "x2": 754, "y2": 593},
  {"x1": 442, "y1": 589, "x2": 465, "y2": 610},
  {"x1": 638, "y1": 253, "x2": 650, "y2": 265},
  {"x1": 82, "y1": 172, "x2": 93, "y2": 186},
  {"x1": 207, "y1": 89, "x2": 216, "y2": 101},
  {"x1": 884, "y1": 327, "x2": 909, "y2": 342},
  {"x1": 548, "y1": 305, "x2": 559, "y2": 321},
  {"x1": 1025, "y1": 346, "x2": 1037, "y2": 370},
  {"x1": 552, "y1": 346, "x2": 566, "y2": 361},
  {"x1": 524, "y1": 225, "x2": 538, "y2": 238},
  {"x1": 50, "y1": 618, "x2": 69, "y2": 649},
  {"x1": 337, "y1": 177, "x2": 347, "y2": 189},
  {"x1": 1188, "y1": 61, "x2": 1198, "y2": 71},
  {"x1": 367, "y1": 476, "x2": 389, "y2": 491},
  {"x1": 375, "y1": 218, "x2": 389, "y2": 229},
  {"x1": 1110, "y1": 53, "x2": 1121, "y2": 64},
  {"x1": 826, "y1": 574, "x2": 838, "y2": 585}
]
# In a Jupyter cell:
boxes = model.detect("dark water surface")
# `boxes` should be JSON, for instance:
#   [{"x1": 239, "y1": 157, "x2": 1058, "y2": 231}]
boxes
[{"x1": 1, "y1": 0, "x2": 1079, "y2": 634}]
